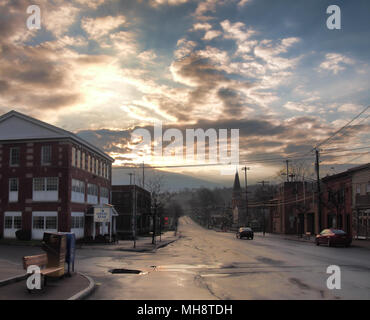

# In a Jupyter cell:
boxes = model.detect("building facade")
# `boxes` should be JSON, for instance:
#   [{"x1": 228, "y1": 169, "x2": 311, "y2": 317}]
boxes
[
  {"x1": 0, "y1": 111, "x2": 114, "y2": 240},
  {"x1": 271, "y1": 181, "x2": 317, "y2": 235},
  {"x1": 270, "y1": 163, "x2": 369, "y2": 237},
  {"x1": 349, "y1": 163, "x2": 370, "y2": 239},
  {"x1": 322, "y1": 171, "x2": 352, "y2": 234},
  {"x1": 111, "y1": 185, "x2": 151, "y2": 239}
]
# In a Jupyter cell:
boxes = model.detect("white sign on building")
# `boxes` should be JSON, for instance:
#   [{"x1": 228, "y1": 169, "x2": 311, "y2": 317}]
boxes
[{"x1": 94, "y1": 207, "x2": 111, "y2": 223}]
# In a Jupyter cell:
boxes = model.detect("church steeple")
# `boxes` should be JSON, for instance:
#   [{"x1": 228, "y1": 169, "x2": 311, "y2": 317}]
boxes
[{"x1": 233, "y1": 171, "x2": 241, "y2": 191}]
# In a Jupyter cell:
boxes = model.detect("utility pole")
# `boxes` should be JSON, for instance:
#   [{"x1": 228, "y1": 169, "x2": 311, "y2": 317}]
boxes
[
  {"x1": 142, "y1": 161, "x2": 145, "y2": 188},
  {"x1": 152, "y1": 199, "x2": 157, "y2": 245},
  {"x1": 128, "y1": 172, "x2": 133, "y2": 185},
  {"x1": 131, "y1": 173, "x2": 137, "y2": 248},
  {"x1": 286, "y1": 160, "x2": 290, "y2": 182},
  {"x1": 242, "y1": 166, "x2": 250, "y2": 226},
  {"x1": 258, "y1": 180, "x2": 269, "y2": 236},
  {"x1": 315, "y1": 148, "x2": 322, "y2": 233}
]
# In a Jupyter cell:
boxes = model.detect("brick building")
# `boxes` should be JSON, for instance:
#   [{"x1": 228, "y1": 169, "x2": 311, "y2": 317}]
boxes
[
  {"x1": 270, "y1": 163, "x2": 369, "y2": 237},
  {"x1": 322, "y1": 171, "x2": 352, "y2": 234},
  {"x1": 271, "y1": 181, "x2": 317, "y2": 235},
  {"x1": 349, "y1": 163, "x2": 370, "y2": 239},
  {"x1": 0, "y1": 110, "x2": 114, "y2": 240},
  {"x1": 111, "y1": 185, "x2": 151, "y2": 239}
]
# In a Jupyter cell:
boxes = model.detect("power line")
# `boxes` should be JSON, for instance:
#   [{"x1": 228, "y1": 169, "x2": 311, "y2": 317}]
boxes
[
  {"x1": 346, "y1": 151, "x2": 370, "y2": 163},
  {"x1": 321, "y1": 146, "x2": 370, "y2": 153},
  {"x1": 314, "y1": 105, "x2": 369, "y2": 149},
  {"x1": 111, "y1": 150, "x2": 369, "y2": 170}
]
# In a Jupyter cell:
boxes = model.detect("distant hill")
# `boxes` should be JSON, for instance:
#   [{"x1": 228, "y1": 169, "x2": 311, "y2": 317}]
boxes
[{"x1": 112, "y1": 167, "x2": 224, "y2": 192}]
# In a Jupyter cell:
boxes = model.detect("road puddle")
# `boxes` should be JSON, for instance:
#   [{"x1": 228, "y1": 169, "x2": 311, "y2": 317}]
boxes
[{"x1": 109, "y1": 268, "x2": 144, "y2": 274}]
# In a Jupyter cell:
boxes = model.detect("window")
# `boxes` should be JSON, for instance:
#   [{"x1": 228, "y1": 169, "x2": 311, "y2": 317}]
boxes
[
  {"x1": 87, "y1": 183, "x2": 98, "y2": 204},
  {"x1": 367, "y1": 182, "x2": 370, "y2": 193},
  {"x1": 356, "y1": 184, "x2": 361, "y2": 194},
  {"x1": 72, "y1": 179, "x2": 85, "y2": 193},
  {"x1": 10, "y1": 147, "x2": 20, "y2": 166},
  {"x1": 101, "y1": 187, "x2": 109, "y2": 198},
  {"x1": 33, "y1": 216, "x2": 44, "y2": 229},
  {"x1": 88, "y1": 184, "x2": 98, "y2": 196},
  {"x1": 71, "y1": 216, "x2": 84, "y2": 229},
  {"x1": 13, "y1": 216, "x2": 22, "y2": 229},
  {"x1": 72, "y1": 147, "x2": 76, "y2": 166},
  {"x1": 82, "y1": 152, "x2": 85, "y2": 170},
  {"x1": 9, "y1": 178, "x2": 18, "y2": 191},
  {"x1": 77, "y1": 149, "x2": 81, "y2": 168},
  {"x1": 45, "y1": 216, "x2": 57, "y2": 229},
  {"x1": 33, "y1": 177, "x2": 58, "y2": 201},
  {"x1": 46, "y1": 177, "x2": 58, "y2": 191},
  {"x1": 9, "y1": 178, "x2": 19, "y2": 202},
  {"x1": 4, "y1": 216, "x2": 13, "y2": 229},
  {"x1": 88, "y1": 155, "x2": 91, "y2": 172},
  {"x1": 33, "y1": 177, "x2": 58, "y2": 192},
  {"x1": 41, "y1": 145, "x2": 52, "y2": 165},
  {"x1": 33, "y1": 178, "x2": 45, "y2": 191},
  {"x1": 72, "y1": 179, "x2": 85, "y2": 203}
]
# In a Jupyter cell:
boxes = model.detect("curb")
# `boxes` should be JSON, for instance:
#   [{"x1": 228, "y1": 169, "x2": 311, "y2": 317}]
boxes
[
  {"x1": 118, "y1": 238, "x2": 178, "y2": 252},
  {"x1": 0, "y1": 273, "x2": 27, "y2": 287},
  {"x1": 155, "y1": 239, "x2": 177, "y2": 249},
  {"x1": 283, "y1": 237, "x2": 315, "y2": 244},
  {"x1": 68, "y1": 273, "x2": 95, "y2": 300}
]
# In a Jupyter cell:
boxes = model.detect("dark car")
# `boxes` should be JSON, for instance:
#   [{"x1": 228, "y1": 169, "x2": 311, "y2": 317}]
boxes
[
  {"x1": 315, "y1": 228, "x2": 352, "y2": 247},
  {"x1": 236, "y1": 227, "x2": 254, "y2": 240}
]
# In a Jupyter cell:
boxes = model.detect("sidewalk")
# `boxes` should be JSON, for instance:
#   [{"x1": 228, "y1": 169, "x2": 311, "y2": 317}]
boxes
[
  {"x1": 0, "y1": 246, "x2": 93, "y2": 300},
  {"x1": 0, "y1": 272, "x2": 91, "y2": 300},
  {"x1": 78, "y1": 230, "x2": 180, "y2": 252},
  {"x1": 254, "y1": 232, "x2": 370, "y2": 250},
  {"x1": 0, "y1": 231, "x2": 179, "y2": 299}
]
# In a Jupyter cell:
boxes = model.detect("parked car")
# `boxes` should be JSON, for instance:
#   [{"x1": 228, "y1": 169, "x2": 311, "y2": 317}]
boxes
[
  {"x1": 236, "y1": 227, "x2": 254, "y2": 240},
  {"x1": 315, "y1": 228, "x2": 352, "y2": 247}
]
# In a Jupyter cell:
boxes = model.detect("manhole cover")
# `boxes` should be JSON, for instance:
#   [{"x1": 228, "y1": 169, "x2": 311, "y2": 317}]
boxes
[{"x1": 109, "y1": 268, "x2": 142, "y2": 274}]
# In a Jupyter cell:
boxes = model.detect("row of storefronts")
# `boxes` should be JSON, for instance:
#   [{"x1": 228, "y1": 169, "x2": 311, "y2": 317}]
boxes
[{"x1": 270, "y1": 163, "x2": 370, "y2": 238}]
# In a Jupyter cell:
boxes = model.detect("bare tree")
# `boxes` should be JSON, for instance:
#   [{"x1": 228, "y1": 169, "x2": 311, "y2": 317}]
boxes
[
  {"x1": 275, "y1": 160, "x2": 315, "y2": 182},
  {"x1": 145, "y1": 171, "x2": 174, "y2": 243}
]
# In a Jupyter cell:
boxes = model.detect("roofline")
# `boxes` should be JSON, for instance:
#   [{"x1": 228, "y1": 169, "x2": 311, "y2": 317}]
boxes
[
  {"x1": 0, "y1": 110, "x2": 114, "y2": 162},
  {"x1": 347, "y1": 163, "x2": 370, "y2": 173},
  {"x1": 322, "y1": 162, "x2": 370, "y2": 182},
  {"x1": 112, "y1": 184, "x2": 150, "y2": 194}
]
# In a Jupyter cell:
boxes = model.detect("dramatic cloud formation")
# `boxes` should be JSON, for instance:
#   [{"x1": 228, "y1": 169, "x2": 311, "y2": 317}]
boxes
[{"x1": 0, "y1": 0, "x2": 369, "y2": 184}]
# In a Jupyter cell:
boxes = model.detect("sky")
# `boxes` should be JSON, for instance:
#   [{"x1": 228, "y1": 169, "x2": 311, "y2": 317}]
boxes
[{"x1": 0, "y1": 0, "x2": 369, "y2": 185}]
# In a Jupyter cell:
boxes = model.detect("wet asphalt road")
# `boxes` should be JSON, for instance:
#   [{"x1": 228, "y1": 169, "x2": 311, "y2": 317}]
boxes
[{"x1": 77, "y1": 216, "x2": 370, "y2": 300}]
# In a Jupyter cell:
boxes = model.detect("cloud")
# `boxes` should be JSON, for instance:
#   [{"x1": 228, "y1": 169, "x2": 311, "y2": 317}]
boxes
[
  {"x1": 191, "y1": 22, "x2": 212, "y2": 31},
  {"x1": 81, "y1": 15, "x2": 126, "y2": 40},
  {"x1": 337, "y1": 103, "x2": 362, "y2": 113},
  {"x1": 238, "y1": 0, "x2": 251, "y2": 6},
  {"x1": 318, "y1": 53, "x2": 355, "y2": 74},
  {"x1": 149, "y1": 0, "x2": 190, "y2": 7},
  {"x1": 43, "y1": 3, "x2": 80, "y2": 37},
  {"x1": 174, "y1": 38, "x2": 197, "y2": 59},
  {"x1": 284, "y1": 101, "x2": 317, "y2": 113},
  {"x1": 203, "y1": 30, "x2": 222, "y2": 40},
  {"x1": 74, "y1": 0, "x2": 106, "y2": 9}
]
